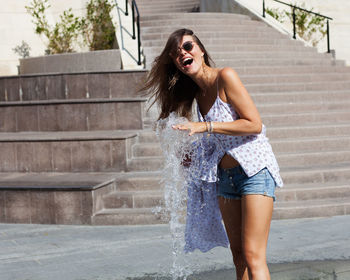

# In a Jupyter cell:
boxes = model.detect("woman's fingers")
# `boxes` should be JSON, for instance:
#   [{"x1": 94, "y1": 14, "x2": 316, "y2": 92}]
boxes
[{"x1": 172, "y1": 124, "x2": 189, "y2": 130}]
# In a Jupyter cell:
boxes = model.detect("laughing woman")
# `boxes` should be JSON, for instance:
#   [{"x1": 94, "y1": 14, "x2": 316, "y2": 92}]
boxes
[{"x1": 142, "y1": 29, "x2": 283, "y2": 280}]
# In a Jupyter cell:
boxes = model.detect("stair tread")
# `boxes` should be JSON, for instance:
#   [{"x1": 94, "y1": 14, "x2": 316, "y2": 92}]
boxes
[
  {"x1": 95, "y1": 208, "x2": 157, "y2": 215},
  {"x1": 106, "y1": 190, "x2": 162, "y2": 196},
  {"x1": 0, "y1": 172, "x2": 116, "y2": 190},
  {"x1": 275, "y1": 197, "x2": 350, "y2": 208},
  {"x1": 0, "y1": 130, "x2": 139, "y2": 141},
  {"x1": 278, "y1": 182, "x2": 350, "y2": 191}
]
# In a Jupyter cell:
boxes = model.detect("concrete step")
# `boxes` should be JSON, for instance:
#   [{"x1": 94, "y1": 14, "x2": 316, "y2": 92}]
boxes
[
  {"x1": 115, "y1": 171, "x2": 162, "y2": 191},
  {"x1": 215, "y1": 57, "x2": 340, "y2": 67},
  {"x1": 144, "y1": 48, "x2": 325, "y2": 60},
  {"x1": 92, "y1": 208, "x2": 165, "y2": 225},
  {"x1": 144, "y1": 38, "x2": 304, "y2": 53},
  {"x1": 235, "y1": 65, "x2": 350, "y2": 75},
  {"x1": 140, "y1": 18, "x2": 262, "y2": 27},
  {"x1": 242, "y1": 72, "x2": 350, "y2": 84},
  {"x1": 257, "y1": 100, "x2": 350, "y2": 115},
  {"x1": 276, "y1": 182, "x2": 350, "y2": 201},
  {"x1": 273, "y1": 197, "x2": 350, "y2": 219},
  {"x1": 140, "y1": 12, "x2": 250, "y2": 22},
  {"x1": 262, "y1": 110, "x2": 350, "y2": 126},
  {"x1": 92, "y1": 196, "x2": 350, "y2": 225},
  {"x1": 141, "y1": 25, "x2": 287, "y2": 38},
  {"x1": 142, "y1": 31, "x2": 288, "y2": 44},
  {"x1": 0, "y1": 98, "x2": 145, "y2": 132},
  {"x1": 137, "y1": 1, "x2": 198, "y2": 9},
  {"x1": 128, "y1": 150, "x2": 350, "y2": 172},
  {"x1": 276, "y1": 150, "x2": 350, "y2": 168},
  {"x1": 105, "y1": 181, "x2": 350, "y2": 207},
  {"x1": 137, "y1": 129, "x2": 159, "y2": 143},
  {"x1": 106, "y1": 165, "x2": 350, "y2": 193},
  {"x1": 103, "y1": 190, "x2": 163, "y2": 209},
  {"x1": 0, "y1": 171, "x2": 119, "y2": 224},
  {"x1": 280, "y1": 165, "x2": 350, "y2": 185},
  {"x1": 138, "y1": 123, "x2": 350, "y2": 144},
  {"x1": 132, "y1": 135, "x2": 350, "y2": 157},
  {"x1": 127, "y1": 156, "x2": 164, "y2": 172},
  {"x1": 105, "y1": 182, "x2": 350, "y2": 209},
  {"x1": 210, "y1": 51, "x2": 330, "y2": 60},
  {"x1": 268, "y1": 123, "x2": 350, "y2": 139},
  {"x1": 138, "y1": 6, "x2": 199, "y2": 15},
  {"x1": 251, "y1": 90, "x2": 350, "y2": 103},
  {"x1": 0, "y1": 130, "x2": 138, "y2": 172},
  {"x1": 246, "y1": 80, "x2": 350, "y2": 93},
  {"x1": 146, "y1": 57, "x2": 341, "y2": 70},
  {"x1": 136, "y1": 0, "x2": 199, "y2": 4},
  {"x1": 0, "y1": 71, "x2": 147, "y2": 102}
]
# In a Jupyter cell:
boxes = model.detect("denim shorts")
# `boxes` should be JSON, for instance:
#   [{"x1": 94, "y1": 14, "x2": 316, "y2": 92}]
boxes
[{"x1": 217, "y1": 166, "x2": 276, "y2": 201}]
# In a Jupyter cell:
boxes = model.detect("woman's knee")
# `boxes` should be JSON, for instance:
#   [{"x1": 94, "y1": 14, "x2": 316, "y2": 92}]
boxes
[
  {"x1": 230, "y1": 246, "x2": 247, "y2": 265},
  {"x1": 243, "y1": 247, "x2": 266, "y2": 270}
]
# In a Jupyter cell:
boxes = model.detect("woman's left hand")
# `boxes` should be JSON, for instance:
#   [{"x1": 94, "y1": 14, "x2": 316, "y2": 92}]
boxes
[{"x1": 172, "y1": 122, "x2": 207, "y2": 136}]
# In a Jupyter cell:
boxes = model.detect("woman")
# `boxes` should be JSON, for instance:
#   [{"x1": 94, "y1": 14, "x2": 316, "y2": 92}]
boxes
[{"x1": 142, "y1": 28, "x2": 283, "y2": 280}]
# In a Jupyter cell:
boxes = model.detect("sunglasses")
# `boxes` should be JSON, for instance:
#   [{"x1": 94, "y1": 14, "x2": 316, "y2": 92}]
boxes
[{"x1": 172, "y1": 41, "x2": 194, "y2": 56}]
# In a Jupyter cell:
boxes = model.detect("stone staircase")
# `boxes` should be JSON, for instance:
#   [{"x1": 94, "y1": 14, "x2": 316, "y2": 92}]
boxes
[
  {"x1": 102, "y1": 2, "x2": 350, "y2": 222},
  {"x1": 0, "y1": 71, "x2": 152, "y2": 225},
  {"x1": 1, "y1": 0, "x2": 350, "y2": 225}
]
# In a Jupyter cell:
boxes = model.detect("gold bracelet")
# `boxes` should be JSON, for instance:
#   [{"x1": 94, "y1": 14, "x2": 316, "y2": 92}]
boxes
[{"x1": 205, "y1": 122, "x2": 209, "y2": 132}]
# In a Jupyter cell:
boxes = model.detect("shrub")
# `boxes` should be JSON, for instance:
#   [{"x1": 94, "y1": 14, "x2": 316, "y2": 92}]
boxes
[
  {"x1": 80, "y1": 0, "x2": 117, "y2": 51},
  {"x1": 25, "y1": 0, "x2": 82, "y2": 54},
  {"x1": 285, "y1": 3, "x2": 327, "y2": 47},
  {"x1": 13, "y1": 41, "x2": 31, "y2": 58},
  {"x1": 266, "y1": 2, "x2": 327, "y2": 47}
]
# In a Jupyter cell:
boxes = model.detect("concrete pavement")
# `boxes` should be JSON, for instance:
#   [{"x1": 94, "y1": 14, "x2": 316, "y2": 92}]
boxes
[{"x1": 1, "y1": 215, "x2": 350, "y2": 280}]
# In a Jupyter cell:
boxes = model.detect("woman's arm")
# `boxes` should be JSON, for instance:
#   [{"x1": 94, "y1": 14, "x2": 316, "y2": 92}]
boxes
[{"x1": 172, "y1": 67, "x2": 262, "y2": 136}]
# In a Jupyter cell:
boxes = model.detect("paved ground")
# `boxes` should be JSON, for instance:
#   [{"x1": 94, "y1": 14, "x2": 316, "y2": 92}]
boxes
[{"x1": 1, "y1": 215, "x2": 350, "y2": 280}]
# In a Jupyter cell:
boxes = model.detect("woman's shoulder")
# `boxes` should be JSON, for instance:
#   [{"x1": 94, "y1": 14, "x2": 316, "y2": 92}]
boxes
[{"x1": 217, "y1": 67, "x2": 240, "y2": 85}]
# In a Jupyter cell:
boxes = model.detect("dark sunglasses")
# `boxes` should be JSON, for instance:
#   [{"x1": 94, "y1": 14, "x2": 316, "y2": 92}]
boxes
[
  {"x1": 172, "y1": 41, "x2": 194, "y2": 56},
  {"x1": 180, "y1": 41, "x2": 194, "y2": 52}
]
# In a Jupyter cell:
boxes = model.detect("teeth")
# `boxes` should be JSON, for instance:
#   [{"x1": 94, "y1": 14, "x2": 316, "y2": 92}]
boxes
[{"x1": 183, "y1": 58, "x2": 193, "y2": 66}]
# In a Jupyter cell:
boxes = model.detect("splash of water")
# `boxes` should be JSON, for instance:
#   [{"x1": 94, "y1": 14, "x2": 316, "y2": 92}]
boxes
[{"x1": 154, "y1": 112, "x2": 200, "y2": 280}]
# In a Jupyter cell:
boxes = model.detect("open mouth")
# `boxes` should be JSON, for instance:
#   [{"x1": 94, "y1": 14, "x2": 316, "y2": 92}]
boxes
[{"x1": 182, "y1": 58, "x2": 193, "y2": 67}]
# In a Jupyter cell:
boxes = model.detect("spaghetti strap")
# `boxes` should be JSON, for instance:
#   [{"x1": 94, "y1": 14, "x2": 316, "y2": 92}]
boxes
[{"x1": 216, "y1": 74, "x2": 219, "y2": 97}]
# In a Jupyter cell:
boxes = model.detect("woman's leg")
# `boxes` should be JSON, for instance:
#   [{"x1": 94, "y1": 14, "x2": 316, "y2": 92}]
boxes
[
  {"x1": 241, "y1": 194, "x2": 273, "y2": 280},
  {"x1": 219, "y1": 197, "x2": 249, "y2": 280}
]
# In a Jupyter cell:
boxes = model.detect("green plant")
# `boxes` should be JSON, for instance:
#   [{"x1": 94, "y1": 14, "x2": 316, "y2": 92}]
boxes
[
  {"x1": 25, "y1": 0, "x2": 82, "y2": 54},
  {"x1": 266, "y1": 7, "x2": 286, "y2": 23},
  {"x1": 13, "y1": 41, "x2": 31, "y2": 58},
  {"x1": 285, "y1": 3, "x2": 327, "y2": 46},
  {"x1": 80, "y1": 0, "x2": 117, "y2": 51}
]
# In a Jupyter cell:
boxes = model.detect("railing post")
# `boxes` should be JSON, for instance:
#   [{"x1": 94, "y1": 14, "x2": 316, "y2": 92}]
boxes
[
  {"x1": 131, "y1": 1, "x2": 136, "y2": 39},
  {"x1": 292, "y1": 6, "x2": 296, "y2": 39},
  {"x1": 263, "y1": 0, "x2": 266, "y2": 18},
  {"x1": 326, "y1": 19, "x2": 330, "y2": 53},
  {"x1": 125, "y1": 0, "x2": 128, "y2": 16},
  {"x1": 137, "y1": 13, "x2": 141, "y2": 65}
]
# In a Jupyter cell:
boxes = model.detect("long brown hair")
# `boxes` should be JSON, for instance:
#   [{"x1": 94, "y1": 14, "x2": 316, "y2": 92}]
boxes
[{"x1": 141, "y1": 28, "x2": 213, "y2": 120}]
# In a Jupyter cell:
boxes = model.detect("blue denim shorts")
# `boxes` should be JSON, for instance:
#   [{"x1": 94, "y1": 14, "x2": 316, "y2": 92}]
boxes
[{"x1": 217, "y1": 166, "x2": 276, "y2": 201}]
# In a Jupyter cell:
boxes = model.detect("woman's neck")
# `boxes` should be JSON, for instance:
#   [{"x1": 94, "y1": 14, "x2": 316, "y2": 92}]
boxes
[{"x1": 191, "y1": 65, "x2": 218, "y2": 91}]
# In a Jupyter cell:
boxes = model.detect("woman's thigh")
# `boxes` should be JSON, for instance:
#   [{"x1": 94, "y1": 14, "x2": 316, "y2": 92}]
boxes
[
  {"x1": 218, "y1": 197, "x2": 242, "y2": 247},
  {"x1": 241, "y1": 194, "x2": 273, "y2": 258}
]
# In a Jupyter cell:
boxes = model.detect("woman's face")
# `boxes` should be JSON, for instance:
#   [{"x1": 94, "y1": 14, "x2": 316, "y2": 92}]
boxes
[{"x1": 171, "y1": 35, "x2": 204, "y2": 76}]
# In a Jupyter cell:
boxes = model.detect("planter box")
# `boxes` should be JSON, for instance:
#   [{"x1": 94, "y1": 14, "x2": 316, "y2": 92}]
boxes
[{"x1": 19, "y1": 49, "x2": 122, "y2": 74}]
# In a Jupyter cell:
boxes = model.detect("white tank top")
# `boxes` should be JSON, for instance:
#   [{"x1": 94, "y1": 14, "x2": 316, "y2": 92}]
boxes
[{"x1": 195, "y1": 79, "x2": 283, "y2": 187}]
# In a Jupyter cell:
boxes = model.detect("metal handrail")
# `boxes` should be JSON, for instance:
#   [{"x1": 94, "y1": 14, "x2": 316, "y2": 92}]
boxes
[
  {"x1": 262, "y1": 0, "x2": 333, "y2": 53},
  {"x1": 124, "y1": 0, "x2": 142, "y2": 65}
]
